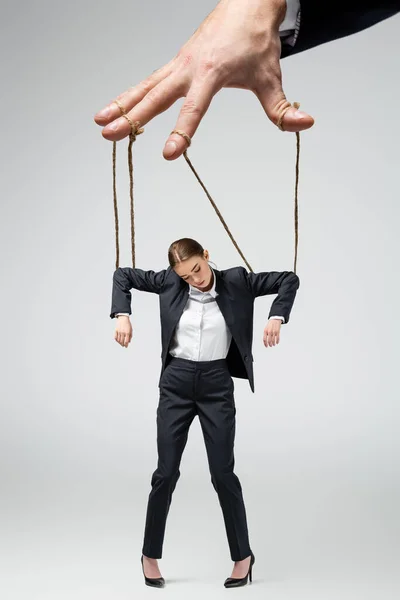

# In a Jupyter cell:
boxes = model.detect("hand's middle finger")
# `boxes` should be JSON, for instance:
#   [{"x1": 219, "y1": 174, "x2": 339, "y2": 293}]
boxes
[{"x1": 117, "y1": 331, "x2": 127, "y2": 344}]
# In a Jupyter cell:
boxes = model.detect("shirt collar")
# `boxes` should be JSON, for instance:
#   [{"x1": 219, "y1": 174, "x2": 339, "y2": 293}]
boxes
[{"x1": 189, "y1": 265, "x2": 218, "y2": 298}]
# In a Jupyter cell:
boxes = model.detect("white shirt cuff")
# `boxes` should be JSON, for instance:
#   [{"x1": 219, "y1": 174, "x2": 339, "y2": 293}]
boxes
[{"x1": 269, "y1": 316, "x2": 285, "y2": 323}]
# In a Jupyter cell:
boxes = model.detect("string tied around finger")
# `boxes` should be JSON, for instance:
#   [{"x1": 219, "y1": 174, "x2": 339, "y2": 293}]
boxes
[{"x1": 171, "y1": 128, "x2": 254, "y2": 273}]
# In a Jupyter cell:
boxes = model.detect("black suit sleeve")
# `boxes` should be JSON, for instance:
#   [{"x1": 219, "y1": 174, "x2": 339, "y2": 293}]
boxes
[
  {"x1": 282, "y1": 1, "x2": 400, "y2": 58},
  {"x1": 110, "y1": 267, "x2": 167, "y2": 318},
  {"x1": 243, "y1": 269, "x2": 300, "y2": 324}
]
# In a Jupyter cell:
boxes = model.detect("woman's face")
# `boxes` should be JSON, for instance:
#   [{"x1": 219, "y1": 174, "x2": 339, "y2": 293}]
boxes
[{"x1": 173, "y1": 251, "x2": 213, "y2": 291}]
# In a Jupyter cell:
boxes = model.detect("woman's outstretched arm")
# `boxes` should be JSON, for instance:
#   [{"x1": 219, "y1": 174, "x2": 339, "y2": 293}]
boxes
[
  {"x1": 110, "y1": 267, "x2": 167, "y2": 318},
  {"x1": 111, "y1": 267, "x2": 168, "y2": 348},
  {"x1": 242, "y1": 268, "x2": 300, "y2": 324}
]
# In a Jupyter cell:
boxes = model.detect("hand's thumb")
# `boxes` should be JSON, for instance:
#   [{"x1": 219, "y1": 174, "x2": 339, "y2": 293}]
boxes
[{"x1": 256, "y1": 69, "x2": 314, "y2": 132}]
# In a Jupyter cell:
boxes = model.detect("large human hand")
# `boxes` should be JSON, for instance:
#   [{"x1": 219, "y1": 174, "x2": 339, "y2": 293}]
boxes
[{"x1": 94, "y1": 0, "x2": 314, "y2": 160}]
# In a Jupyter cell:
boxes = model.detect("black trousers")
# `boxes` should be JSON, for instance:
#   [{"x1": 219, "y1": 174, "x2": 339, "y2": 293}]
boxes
[{"x1": 141, "y1": 356, "x2": 252, "y2": 562}]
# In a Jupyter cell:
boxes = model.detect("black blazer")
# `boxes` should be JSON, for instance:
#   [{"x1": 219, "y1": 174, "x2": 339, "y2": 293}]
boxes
[
  {"x1": 110, "y1": 266, "x2": 300, "y2": 393},
  {"x1": 282, "y1": 1, "x2": 400, "y2": 58}
]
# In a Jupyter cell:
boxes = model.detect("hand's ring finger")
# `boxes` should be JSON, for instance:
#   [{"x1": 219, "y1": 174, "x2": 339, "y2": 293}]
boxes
[
  {"x1": 114, "y1": 98, "x2": 127, "y2": 115},
  {"x1": 94, "y1": 59, "x2": 176, "y2": 126},
  {"x1": 102, "y1": 73, "x2": 186, "y2": 141}
]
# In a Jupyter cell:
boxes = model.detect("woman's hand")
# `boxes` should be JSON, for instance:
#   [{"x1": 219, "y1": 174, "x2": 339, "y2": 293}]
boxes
[
  {"x1": 263, "y1": 318, "x2": 281, "y2": 347},
  {"x1": 114, "y1": 316, "x2": 133, "y2": 348},
  {"x1": 94, "y1": 0, "x2": 314, "y2": 160}
]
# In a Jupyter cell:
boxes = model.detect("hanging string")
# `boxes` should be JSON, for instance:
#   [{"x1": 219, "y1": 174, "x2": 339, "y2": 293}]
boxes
[
  {"x1": 294, "y1": 129, "x2": 300, "y2": 275},
  {"x1": 183, "y1": 149, "x2": 254, "y2": 273},
  {"x1": 112, "y1": 141, "x2": 119, "y2": 271},
  {"x1": 276, "y1": 100, "x2": 300, "y2": 274},
  {"x1": 172, "y1": 130, "x2": 254, "y2": 273},
  {"x1": 127, "y1": 132, "x2": 135, "y2": 267},
  {"x1": 112, "y1": 98, "x2": 143, "y2": 269}
]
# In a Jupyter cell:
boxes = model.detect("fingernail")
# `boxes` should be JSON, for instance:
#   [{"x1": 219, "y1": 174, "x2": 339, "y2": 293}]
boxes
[
  {"x1": 164, "y1": 141, "x2": 177, "y2": 157},
  {"x1": 97, "y1": 107, "x2": 110, "y2": 118},
  {"x1": 295, "y1": 110, "x2": 308, "y2": 119},
  {"x1": 107, "y1": 121, "x2": 119, "y2": 131}
]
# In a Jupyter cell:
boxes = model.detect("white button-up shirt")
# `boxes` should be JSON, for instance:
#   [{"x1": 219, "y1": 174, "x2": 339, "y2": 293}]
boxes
[{"x1": 169, "y1": 267, "x2": 232, "y2": 361}]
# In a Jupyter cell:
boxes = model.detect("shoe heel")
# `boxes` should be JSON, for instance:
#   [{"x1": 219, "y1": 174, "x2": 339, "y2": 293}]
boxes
[
  {"x1": 141, "y1": 555, "x2": 165, "y2": 588},
  {"x1": 249, "y1": 565, "x2": 253, "y2": 583}
]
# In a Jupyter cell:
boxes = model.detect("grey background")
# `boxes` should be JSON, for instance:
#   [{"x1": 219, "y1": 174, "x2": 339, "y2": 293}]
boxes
[{"x1": 1, "y1": 1, "x2": 399, "y2": 598}]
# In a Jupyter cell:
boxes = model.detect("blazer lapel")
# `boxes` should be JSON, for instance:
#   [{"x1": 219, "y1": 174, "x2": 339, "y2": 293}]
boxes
[
  {"x1": 214, "y1": 269, "x2": 235, "y2": 333},
  {"x1": 170, "y1": 285, "x2": 189, "y2": 323}
]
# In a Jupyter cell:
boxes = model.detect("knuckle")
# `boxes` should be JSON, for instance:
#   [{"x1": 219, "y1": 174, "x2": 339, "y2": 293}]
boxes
[
  {"x1": 178, "y1": 52, "x2": 194, "y2": 68},
  {"x1": 198, "y1": 58, "x2": 216, "y2": 76},
  {"x1": 145, "y1": 87, "x2": 162, "y2": 105},
  {"x1": 139, "y1": 78, "x2": 155, "y2": 94},
  {"x1": 181, "y1": 98, "x2": 202, "y2": 117}
]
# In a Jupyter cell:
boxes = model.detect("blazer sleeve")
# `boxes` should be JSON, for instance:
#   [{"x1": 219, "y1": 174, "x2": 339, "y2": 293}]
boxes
[
  {"x1": 243, "y1": 269, "x2": 300, "y2": 324},
  {"x1": 282, "y1": 1, "x2": 400, "y2": 58},
  {"x1": 110, "y1": 267, "x2": 167, "y2": 318}
]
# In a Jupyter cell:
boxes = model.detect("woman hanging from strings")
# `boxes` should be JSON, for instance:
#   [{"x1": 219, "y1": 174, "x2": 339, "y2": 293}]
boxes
[
  {"x1": 111, "y1": 236, "x2": 299, "y2": 589},
  {"x1": 107, "y1": 107, "x2": 300, "y2": 587}
]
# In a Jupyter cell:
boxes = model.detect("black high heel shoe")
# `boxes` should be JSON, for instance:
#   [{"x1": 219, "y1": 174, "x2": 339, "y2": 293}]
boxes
[
  {"x1": 224, "y1": 552, "x2": 255, "y2": 588},
  {"x1": 141, "y1": 555, "x2": 165, "y2": 588}
]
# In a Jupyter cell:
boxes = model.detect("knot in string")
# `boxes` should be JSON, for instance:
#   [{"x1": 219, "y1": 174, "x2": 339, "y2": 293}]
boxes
[{"x1": 122, "y1": 114, "x2": 144, "y2": 141}]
